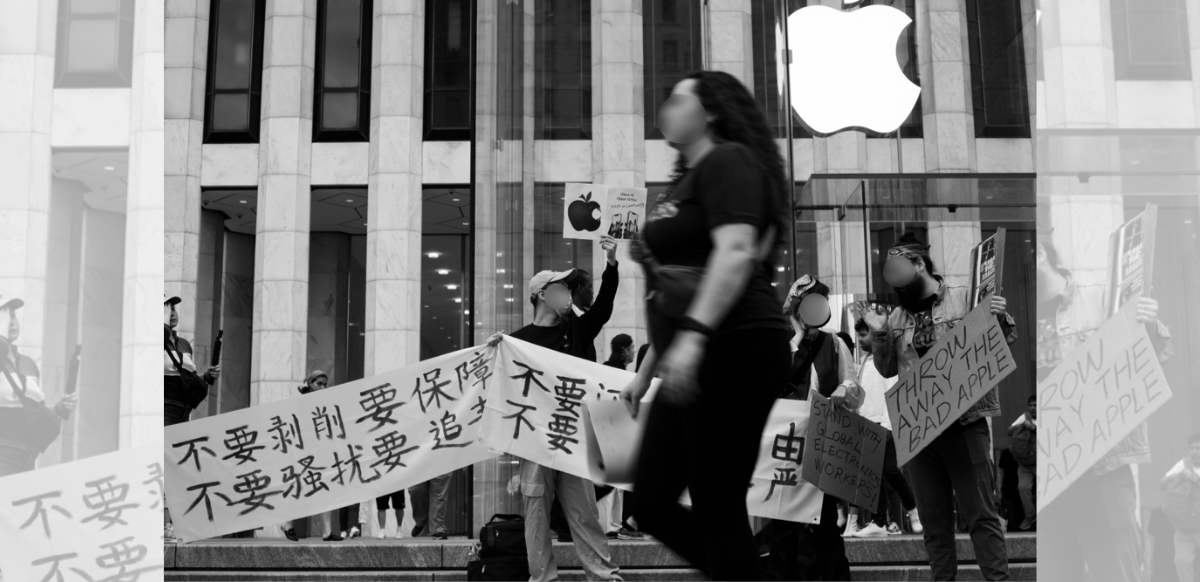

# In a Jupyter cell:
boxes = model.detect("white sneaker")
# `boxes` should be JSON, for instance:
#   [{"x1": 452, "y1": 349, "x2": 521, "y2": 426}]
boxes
[
  {"x1": 857, "y1": 523, "x2": 889, "y2": 537},
  {"x1": 908, "y1": 509, "x2": 923, "y2": 534},
  {"x1": 841, "y1": 520, "x2": 862, "y2": 538}
]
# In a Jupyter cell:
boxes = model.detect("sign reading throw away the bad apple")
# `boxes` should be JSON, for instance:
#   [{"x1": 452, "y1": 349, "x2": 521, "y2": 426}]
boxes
[{"x1": 563, "y1": 183, "x2": 647, "y2": 241}]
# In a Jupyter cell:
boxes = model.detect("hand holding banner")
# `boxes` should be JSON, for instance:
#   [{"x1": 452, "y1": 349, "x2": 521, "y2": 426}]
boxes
[{"x1": 886, "y1": 298, "x2": 1016, "y2": 466}]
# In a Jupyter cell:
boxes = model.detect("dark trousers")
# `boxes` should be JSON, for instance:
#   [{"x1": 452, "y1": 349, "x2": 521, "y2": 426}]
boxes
[
  {"x1": 164, "y1": 399, "x2": 191, "y2": 426},
  {"x1": 410, "y1": 472, "x2": 451, "y2": 536},
  {"x1": 903, "y1": 418, "x2": 1009, "y2": 581},
  {"x1": 1039, "y1": 465, "x2": 1141, "y2": 582},
  {"x1": 872, "y1": 430, "x2": 917, "y2": 526},
  {"x1": 759, "y1": 496, "x2": 849, "y2": 581},
  {"x1": 634, "y1": 329, "x2": 790, "y2": 581}
]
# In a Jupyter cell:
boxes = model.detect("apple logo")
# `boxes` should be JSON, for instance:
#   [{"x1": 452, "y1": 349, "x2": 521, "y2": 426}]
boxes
[
  {"x1": 568, "y1": 192, "x2": 602, "y2": 232},
  {"x1": 787, "y1": 5, "x2": 920, "y2": 135}
]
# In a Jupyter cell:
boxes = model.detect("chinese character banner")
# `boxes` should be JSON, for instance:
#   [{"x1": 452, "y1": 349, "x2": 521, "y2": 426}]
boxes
[
  {"x1": 0, "y1": 443, "x2": 164, "y2": 582},
  {"x1": 164, "y1": 346, "x2": 497, "y2": 542}
]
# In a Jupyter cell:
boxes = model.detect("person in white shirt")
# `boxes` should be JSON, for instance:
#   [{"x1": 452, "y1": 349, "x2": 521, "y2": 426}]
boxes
[
  {"x1": 1161, "y1": 434, "x2": 1200, "y2": 582},
  {"x1": 0, "y1": 295, "x2": 77, "y2": 478},
  {"x1": 843, "y1": 317, "x2": 921, "y2": 538}
]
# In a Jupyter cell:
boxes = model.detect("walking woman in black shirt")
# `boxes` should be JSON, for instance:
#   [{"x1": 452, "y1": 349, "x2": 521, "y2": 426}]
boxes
[{"x1": 619, "y1": 70, "x2": 791, "y2": 581}]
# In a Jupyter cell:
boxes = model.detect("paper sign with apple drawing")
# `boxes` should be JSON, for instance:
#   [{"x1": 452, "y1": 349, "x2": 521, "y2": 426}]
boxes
[{"x1": 563, "y1": 183, "x2": 648, "y2": 241}]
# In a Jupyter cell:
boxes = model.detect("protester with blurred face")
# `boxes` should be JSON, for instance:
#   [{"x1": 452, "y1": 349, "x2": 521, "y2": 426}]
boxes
[
  {"x1": 856, "y1": 233, "x2": 1016, "y2": 581},
  {"x1": 1036, "y1": 228, "x2": 1172, "y2": 582},
  {"x1": 619, "y1": 70, "x2": 792, "y2": 580},
  {"x1": 0, "y1": 295, "x2": 77, "y2": 478}
]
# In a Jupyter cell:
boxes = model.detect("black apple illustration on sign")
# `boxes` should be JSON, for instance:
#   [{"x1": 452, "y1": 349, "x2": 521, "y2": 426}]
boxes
[{"x1": 567, "y1": 192, "x2": 602, "y2": 232}]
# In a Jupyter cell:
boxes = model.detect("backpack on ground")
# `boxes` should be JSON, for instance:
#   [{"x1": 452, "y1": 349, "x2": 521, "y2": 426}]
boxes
[{"x1": 467, "y1": 514, "x2": 530, "y2": 581}]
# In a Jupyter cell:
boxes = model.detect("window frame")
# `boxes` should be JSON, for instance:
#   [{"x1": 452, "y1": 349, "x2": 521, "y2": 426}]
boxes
[
  {"x1": 313, "y1": 0, "x2": 374, "y2": 142},
  {"x1": 54, "y1": 0, "x2": 135, "y2": 88},
  {"x1": 203, "y1": 0, "x2": 267, "y2": 144},
  {"x1": 423, "y1": 0, "x2": 476, "y2": 141},
  {"x1": 965, "y1": 0, "x2": 1032, "y2": 138}
]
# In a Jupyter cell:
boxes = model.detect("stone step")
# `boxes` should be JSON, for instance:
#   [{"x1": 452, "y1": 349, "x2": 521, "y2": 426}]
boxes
[
  {"x1": 166, "y1": 563, "x2": 1037, "y2": 582},
  {"x1": 167, "y1": 533, "x2": 1036, "y2": 571}
]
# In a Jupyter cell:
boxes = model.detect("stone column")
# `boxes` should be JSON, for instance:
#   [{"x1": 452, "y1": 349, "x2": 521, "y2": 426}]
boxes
[
  {"x1": 591, "y1": 0, "x2": 647, "y2": 352},
  {"x1": 918, "y1": 0, "x2": 976, "y2": 172},
  {"x1": 251, "y1": 1, "x2": 317, "y2": 405},
  {"x1": 119, "y1": 0, "x2": 166, "y2": 446},
  {"x1": 708, "y1": 0, "x2": 754, "y2": 90},
  {"x1": 165, "y1": 0, "x2": 209, "y2": 340},
  {"x1": 0, "y1": 1, "x2": 55, "y2": 367},
  {"x1": 364, "y1": 0, "x2": 424, "y2": 378}
]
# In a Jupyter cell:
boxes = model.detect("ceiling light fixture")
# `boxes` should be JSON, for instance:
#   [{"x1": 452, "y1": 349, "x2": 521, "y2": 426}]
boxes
[{"x1": 437, "y1": 269, "x2": 450, "y2": 275}]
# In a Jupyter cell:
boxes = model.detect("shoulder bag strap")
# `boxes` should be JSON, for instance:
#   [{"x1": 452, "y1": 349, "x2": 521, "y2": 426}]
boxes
[
  {"x1": 1, "y1": 364, "x2": 28, "y2": 402},
  {"x1": 164, "y1": 334, "x2": 189, "y2": 376}
]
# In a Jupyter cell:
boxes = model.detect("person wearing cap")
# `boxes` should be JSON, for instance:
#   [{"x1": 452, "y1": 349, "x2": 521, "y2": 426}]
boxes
[
  {"x1": 0, "y1": 295, "x2": 78, "y2": 478},
  {"x1": 487, "y1": 234, "x2": 622, "y2": 582},
  {"x1": 765, "y1": 275, "x2": 862, "y2": 580},
  {"x1": 855, "y1": 233, "x2": 1016, "y2": 581},
  {"x1": 163, "y1": 294, "x2": 220, "y2": 426},
  {"x1": 1034, "y1": 228, "x2": 1171, "y2": 582}
]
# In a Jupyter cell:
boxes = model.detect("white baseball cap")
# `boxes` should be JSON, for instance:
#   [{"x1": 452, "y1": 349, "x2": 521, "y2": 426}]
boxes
[
  {"x1": 164, "y1": 293, "x2": 181, "y2": 306},
  {"x1": 528, "y1": 269, "x2": 576, "y2": 299}
]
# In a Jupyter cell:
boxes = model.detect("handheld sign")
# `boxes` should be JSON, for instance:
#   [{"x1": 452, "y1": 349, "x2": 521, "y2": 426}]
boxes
[
  {"x1": 886, "y1": 298, "x2": 1016, "y2": 466},
  {"x1": 802, "y1": 393, "x2": 888, "y2": 512},
  {"x1": 562, "y1": 183, "x2": 647, "y2": 241},
  {"x1": 1037, "y1": 301, "x2": 1171, "y2": 511},
  {"x1": 1106, "y1": 205, "x2": 1157, "y2": 316},
  {"x1": 970, "y1": 229, "x2": 1006, "y2": 308}
]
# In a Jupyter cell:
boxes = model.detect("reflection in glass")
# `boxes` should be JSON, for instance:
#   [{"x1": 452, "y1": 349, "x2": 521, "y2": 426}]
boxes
[
  {"x1": 55, "y1": 0, "x2": 133, "y2": 87},
  {"x1": 314, "y1": 0, "x2": 371, "y2": 141},
  {"x1": 204, "y1": 0, "x2": 265, "y2": 143}
]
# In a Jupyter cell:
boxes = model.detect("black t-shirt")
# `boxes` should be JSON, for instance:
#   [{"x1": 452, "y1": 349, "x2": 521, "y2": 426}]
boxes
[
  {"x1": 510, "y1": 322, "x2": 570, "y2": 354},
  {"x1": 641, "y1": 142, "x2": 788, "y2": 350},
  {"x1": 905, "y1": 293, "x2": 938, "y2": 358}
]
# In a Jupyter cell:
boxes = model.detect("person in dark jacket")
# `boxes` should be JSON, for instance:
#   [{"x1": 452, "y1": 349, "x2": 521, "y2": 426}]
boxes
[
  {"x1": 0, "y1": 294, "x2": 77, "y2": 478},
  {"x1": 604, "y1": 334, "x2": 634, "y2": 370},
  {"x1": 164, "y1": 294, "x2": 220, "y2": 426},
  {"x1": 487, "y1": 234, "x2": 622, "y2": 582}
]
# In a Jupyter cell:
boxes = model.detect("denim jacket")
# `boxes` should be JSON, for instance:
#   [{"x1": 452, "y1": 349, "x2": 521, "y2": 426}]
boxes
[
  {"x1": 871, "y1": 277, "x2": 1017, "y2": 425},
  {"x1": 1036, "y1": 270, "x2": 1172, "y2": 475}
]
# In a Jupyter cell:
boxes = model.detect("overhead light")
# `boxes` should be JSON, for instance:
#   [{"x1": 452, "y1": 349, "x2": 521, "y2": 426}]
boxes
[
  {"x1": 505, "y1": 298, "x2": 514, "y2": 302},
  {"x1": 346, "y1": 199, "x2": 354, "y2": 203},
  {"x1": 462, "y1": 222, "x2": 469, "y2": 226},
  {"x1": 437, "y1": 269, "x2": 450, "y2": 275},
  {"x1": 452, "y1": 198, "x2": 460, "y2": 202},
  {"x1": 454, "y1": 298, "x2": 462, "y2": 303},
  {"x1": 427, "y1": 252, "x2": 441, "y2": 258},
  {"x1": 446, "y1": 284, "x2": 458, "y2": 290},
  {"x1": 464, "y1": 310, "x2": 470, "y2": 315},
  {"x1": 240, "y1": 200, "x2": 247, "y2": 204},
  {"x1": 503, "y1": 284, "x2": 513, "y2": 289},
  {"x1": 104, "y1": 166, "x2": 114, "y2": 171},
  {"x1": 497, "y1": 269, "x2": 505, "y2": 274},
  {"x1": 363, "y1": 222, "x2": 367, "y2": 226},
  {"x1": 777, "y1": 266, "x2": 785, "y2": 272}
]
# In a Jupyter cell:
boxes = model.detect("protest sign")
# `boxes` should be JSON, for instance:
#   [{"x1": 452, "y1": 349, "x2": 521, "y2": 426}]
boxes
[
  {"x1": 747, "y1": 399, "x2": 824, "y2": 524},
  {"x1": 970, "y1": 228, "x2": 1006, "y2": 308},
  {"x1": 0, "y1": 443, "x2": 163, "y2": 582},
  {"x1": 802, "y1": 393, "x2": 887, "y2": 512},
  {"x1": 1106, "y1": 205, "x2": 1157, "y2": 316},
  {"x1": 604, "y1": 186, "x2": 648, "y2": 241},
  {"x1": 582, "y1": 400, "x2": 653, "y2": 488},
  {"x1": 1037, "y1": 302, "x2": 1171, "y2": 511},
  {"x1": 479, "y1": 335, "x2": 636, "y2": 481},
  {"x1": 563, "y1": 183, "x2": 609, "y2": 240},
  {"x1": 886, "y1": 298, "x2": 1016, "y2": 466},
  {"x1": 164, "y1": 346, "x2": 498, "y2": 542}
]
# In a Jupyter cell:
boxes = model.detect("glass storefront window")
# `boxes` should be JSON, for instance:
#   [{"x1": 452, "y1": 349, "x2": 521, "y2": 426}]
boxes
[
  {"x1": 966, "y1": 0, "x2": 1031, "y2": 137},
  {"x1": 424, "y1": 0, "x2": 474, "y2": 140},
  {"x1": 314, "y1": 0, "x2": 373, "y2": 141},
  {"x1": 535, "y1": 1, "x2": 591, "y2": 139},
  {"x1": 644, "y1": 0, "x2": 702, "y2": 139},
  {"x1": 55, "y1": 0, "x2": 134, "y2": 87},
  {"x1": 204, "y1": 0, "x2": 266, "y2": 143}
]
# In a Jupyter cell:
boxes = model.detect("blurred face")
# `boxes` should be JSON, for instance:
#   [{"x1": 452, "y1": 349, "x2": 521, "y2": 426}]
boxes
[
  {"x1": 311, "y1": 376, "x2": 329, "y2": 391},
  {"x1": 883, "y1": 255, "x2": 921, "y2": 289},
  {"x1": 659, "y1": 79, "x2": 709, "y2": 145},
  {"x1": 540, "y1": 283, "x2": 572, "y2": 312},
  {"x1": 1028, "y1": 400, "x2": 1037, "y2": 420}
]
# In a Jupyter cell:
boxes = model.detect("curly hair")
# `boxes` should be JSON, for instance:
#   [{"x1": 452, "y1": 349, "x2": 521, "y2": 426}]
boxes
[{"x1": 668, "y1": 70, "x2": 790, "y2": 264}]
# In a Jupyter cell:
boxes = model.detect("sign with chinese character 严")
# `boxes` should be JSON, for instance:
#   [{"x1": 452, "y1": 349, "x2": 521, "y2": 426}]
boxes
[
  {"x1": 747, "y1": 399, "x2": 824, "y2": 523},
  {"x1": 479, "y1": 336, "x2": 631, "y2": 481},
  {"x1": 802, "y1": 393, "x2": 888, "y2": 512},
  {"x1": 1037, "y1": 302, "x2": 1171, "y2": 511},
  {"x1": 1106, "y1": 205, "x2": 1157, "y2": 316},
  {"x1": 164, "y1": 346, "x2": 498, "y2": 542},
  {"x1": 886, "y1": 298, "x2": 1016, "y2": 466},
  {"x1": 970, "y1": 228, "x2": 1006, "y2": 309},
  {"x1": 0, "y1": 443, "x2": 164, "y2": 582}
]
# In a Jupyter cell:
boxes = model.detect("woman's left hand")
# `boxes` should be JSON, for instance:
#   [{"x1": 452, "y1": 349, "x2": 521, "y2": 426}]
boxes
[{"x1": 656, "y1": 331, "x2": 706, "y2": 406}]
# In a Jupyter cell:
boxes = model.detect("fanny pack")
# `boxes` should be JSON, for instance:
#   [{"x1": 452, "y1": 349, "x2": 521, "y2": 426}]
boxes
[
  {"x1": 165, "y1": 335, "x2": 209, "y2": 410},
  {"x1": 1, "y1": 367, "x2": 61, "y2": 454}
]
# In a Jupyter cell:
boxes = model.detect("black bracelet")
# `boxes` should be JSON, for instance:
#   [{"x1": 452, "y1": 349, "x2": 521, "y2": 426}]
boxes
[{"x1": 678, "y1": 316, "x2": 714, "y2": 337}]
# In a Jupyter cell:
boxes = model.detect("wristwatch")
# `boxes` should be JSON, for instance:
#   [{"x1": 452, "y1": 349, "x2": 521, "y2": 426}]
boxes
[{"x1": 678, "y1": 316, "x2": 714, "y2": 338}]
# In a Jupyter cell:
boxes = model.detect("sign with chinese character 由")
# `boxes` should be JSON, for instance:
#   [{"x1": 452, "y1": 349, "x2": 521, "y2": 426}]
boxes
[{"x1": 0, "y1": 443, "x2": 164, "y2": 582}]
